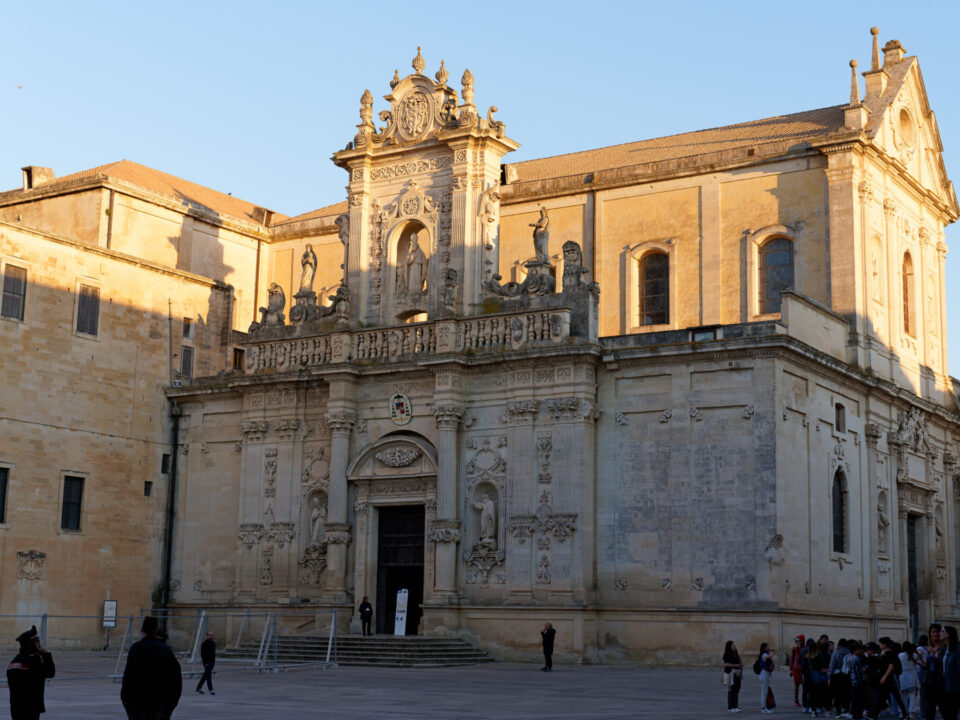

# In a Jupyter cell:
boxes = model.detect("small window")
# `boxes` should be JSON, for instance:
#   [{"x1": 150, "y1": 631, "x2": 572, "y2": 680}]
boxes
[
  {"x1": 76, "y1": 285, "x2": 100, "y2": 336},
  {"x1": 179, "y1": 345, "x2": 194, "y2": 378},
  {"x1": 903, "y1": 252, "x2": 916, "y2": 337},
  {"x1": 832, "y1": 469, "x2": 847, "y2": 554},
  {"x1": 144, "y1": 481, "x2": 153, "y2": 497},
  {"x1": 835, "y1": 404, "x2": 846, "y2": 434},
  {"x1": 759, "y1": 237, "x2": 794, "y2": 314},
  {"x1": 1, "y1": 265, "x2": 27, "y2": 321},
  {"x1": 639, "y1": 252, "x2": 669, "y2": 326},
  {"x1": 161, "y1": 454, "x2": 171, "y2": 475},
  {"x1": 61, "y1": 476, "x2": 84, "y2": 530},
  {"x1": 233, "y1": 348, "x2": 245, "y2": 370},
  {"x1": 182, "y1": 317, "x2": 193, "y2": 339},
  {"x1": 0, "y1": 467, "x2": 8, "y2": 523}
]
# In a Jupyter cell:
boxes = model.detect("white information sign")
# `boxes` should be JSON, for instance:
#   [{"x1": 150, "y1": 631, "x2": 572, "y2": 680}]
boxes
[
  {"x1": 393, "y1": 588, "x2": 409, "y2": 636},
  {"x1": 102, "y1": 600, "x2": 118, "y2": 629}
]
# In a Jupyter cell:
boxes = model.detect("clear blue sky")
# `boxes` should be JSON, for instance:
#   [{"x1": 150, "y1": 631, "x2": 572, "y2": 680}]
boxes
[{"x1": 2, "y1": 1, "x2": 959, "y2": 375}]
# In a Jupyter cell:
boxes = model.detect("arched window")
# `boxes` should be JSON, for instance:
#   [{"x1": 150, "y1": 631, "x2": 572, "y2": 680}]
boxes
[
  {"x1": 639, "y1": 252, "x2": 669, "y2": 326},
  {"x1": 759, "y1": 237, "x2": 794, "y2": 314},
  {"x1": 902, "y1": 252, "x2": 915, "y2": 337},
  {"x1": 832, "y1": 469, "x2": 847, "y2": 554}
]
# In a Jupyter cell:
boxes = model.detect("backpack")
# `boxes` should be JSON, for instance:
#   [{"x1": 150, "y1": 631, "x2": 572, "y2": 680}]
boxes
[{"x1": 753, "y1": 656, "x2": 765, "y2": 675}]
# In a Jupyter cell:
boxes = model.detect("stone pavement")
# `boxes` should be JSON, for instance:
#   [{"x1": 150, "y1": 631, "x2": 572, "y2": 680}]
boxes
[{"x1": 21, "y1": 653, "x2": 805, "y2": 719}]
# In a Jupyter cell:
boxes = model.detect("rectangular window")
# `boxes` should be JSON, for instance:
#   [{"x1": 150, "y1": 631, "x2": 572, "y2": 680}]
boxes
[
  {"x1": 1, "y1": 266, "x2": 27, "y2": 321},
  {"x1": 180, "y1": 345, "x2": 194, "y2": 378},
  {"x1": 161, "y1": 454, "x2": 171, "y2": 475},
  {"x1": 76, "y1": 285, "x2": 100, "y2": 336},
  {"x1": 61, "y1": 476, "x2": 84, "y2": 530},
  {"x1": 144, "y1": 481, "x2": 153, "y2": 497},
  {"x1": 233, "y1": 348, "x2": 245, "y2": 370},
  {"x1": 182, "y1": 317, "x2": 193, "y2": 339},
  {"x1": 0, "y1": 467, "x2": 8, "y2": 523}
]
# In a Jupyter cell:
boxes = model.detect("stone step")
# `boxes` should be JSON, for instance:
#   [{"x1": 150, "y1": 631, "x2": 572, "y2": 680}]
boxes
[{"x1": 220, "y1": 634, "x2": 493, "y2": 666}]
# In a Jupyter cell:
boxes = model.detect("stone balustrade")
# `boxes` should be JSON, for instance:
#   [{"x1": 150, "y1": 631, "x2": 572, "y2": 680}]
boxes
[{"x1": 243, "y1": 307, "x2": 572, "y2": 374}]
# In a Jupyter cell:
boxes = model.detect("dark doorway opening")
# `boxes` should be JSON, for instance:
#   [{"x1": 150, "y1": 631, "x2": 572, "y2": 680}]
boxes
[
  {"x1": 907, "y1": 514, "x2": 919, "y2": 640},
  {"x1": 376, "y1": 505, "x2": 424, "y2": 635}
]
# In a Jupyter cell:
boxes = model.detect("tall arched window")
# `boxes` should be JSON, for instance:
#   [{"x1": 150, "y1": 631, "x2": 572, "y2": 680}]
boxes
[
  {"x1": 639, "y1": 252, "x2": 669, "y2": 326},
  {"x1": 903, "y1": 252, "x2": 916, "y2": 337},
  {"x1": 832, "y1": 469, "x2": 847, "y2": 554},
  {"x1": 759, "y1": 237, "x2": 794, "y2": 314}
]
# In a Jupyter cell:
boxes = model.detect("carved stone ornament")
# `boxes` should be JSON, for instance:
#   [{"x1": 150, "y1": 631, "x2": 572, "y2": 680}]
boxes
[
  {"x1": 297, "y1": 544, "x2": 327, "y2": 585},
  {"x1": 260, "y1": 547, "x2": 273, "y2": 586},
  {"x1": 324, "y1": 523, "x2": 352, "y2": 545},
  {"x1": 241, "y1": 420, "x2": 269, "y2": 443},
  {"x1": 17, "y1": 550, "x2": 46, "y2": 581},
  {"x1": 429, "y1": 519, "x2": 461, "y2": 544},
  {"x1": 545, "y1": 397, "x2": 598, "y2": 423},
  {"x1": 238, "y1": 523, "x2": 264, "y2": 549},
  {"x1": 434, "y1": 404, "x2": 465, "y2": 429},
  {"x1": 389, "y1": 392, "x2": 413, "y2": 426},
  {"x1": 509, "y1": 515, "x2": 537, "y2": 542},
  {"x1": 249, "y1": 283, "x2": 285, "y2": 333},
  {"x1": 894, "y1": 406, "x2": 930, "y2": 454},
  {"x1": 560, "y1": 240, "x2": 599, "y2": 296},
  {"x1": 500, "y1": 400, "x2": 539, "y2": 425},
  {"x1": 536, "y1": 554, "x2": 551, "y2": 585},
  {"x1": 464, "y1": 544, "x2": 505, "y2": 586},
  {"x1": 266, "y1": 522, "x2": 296, "y2": 549},
  {"x1": 375, "y1": 447, "x2": 422, "y2": 468}
]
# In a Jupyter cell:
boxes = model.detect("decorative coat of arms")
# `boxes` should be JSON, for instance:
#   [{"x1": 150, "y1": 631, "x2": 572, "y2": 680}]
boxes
[
  {"x1": 390, "y1": 392, "x2": 413, "y2": 425},
  {"x1": 398, "y1": 91, "x2": 430, "y2": 138}
]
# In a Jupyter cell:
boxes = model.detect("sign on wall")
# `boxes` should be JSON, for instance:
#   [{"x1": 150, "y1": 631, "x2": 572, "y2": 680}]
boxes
[
  {"x1": 394, "y1": 588, "x2": 408, "y2": 636},
  {"x1": 390, "y1": 393, "x2": 413, "y2": 425},
  {"x1": 102, "y1": 600, "x2": 118, "y2": 629}
]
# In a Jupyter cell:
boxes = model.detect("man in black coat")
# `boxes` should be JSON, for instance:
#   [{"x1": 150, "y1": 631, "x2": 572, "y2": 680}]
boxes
[
  {"x1": 540, "y1": 622, "x2": 556, "y2": 672},
  {"x1": 358, "y1": 597, "x2": 374, "y2": 637},
  {"x1": 195, "y1": 631, "x2": 216, "y2": 695},
  {"x1": 7, "y1": 625, "x2": 55, "y2": 720},
  {"x1": 121, "y1": 617, "x2": 182, "y2": 720}
]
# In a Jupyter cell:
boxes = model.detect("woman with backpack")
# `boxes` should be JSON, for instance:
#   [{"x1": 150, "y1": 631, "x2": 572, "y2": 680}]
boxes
[
  {"x1": 755, "y1": 642, "x2": 776, "y2": 714},
  {"x1": 722, "y1": 640, "x2": 744, "y2": 712}
]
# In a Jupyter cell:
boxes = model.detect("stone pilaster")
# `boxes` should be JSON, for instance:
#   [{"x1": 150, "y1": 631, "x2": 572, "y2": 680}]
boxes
[
  {"x1": 433, "y1": 404, "x2": 464, "y2": 595},
  {"x1": 323, "y1": 370, "x2": 356, "y2": 599},
  {"x1": 501, "y1": 401, "x2": 539, "y2": 598}
]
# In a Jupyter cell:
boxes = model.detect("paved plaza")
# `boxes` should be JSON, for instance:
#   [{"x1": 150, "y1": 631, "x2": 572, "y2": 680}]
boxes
[{"x1": 16, "y1": 653, "x2": 803, "y2": 719}]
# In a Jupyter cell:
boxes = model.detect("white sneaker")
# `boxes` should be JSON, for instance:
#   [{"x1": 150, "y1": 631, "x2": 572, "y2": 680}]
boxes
[
  {"x1": 732, "y1": 709, "x2": 742, "y2": 714},
  {"x1": 762, "y1": 710, "x2": 774, "y2": 715}
]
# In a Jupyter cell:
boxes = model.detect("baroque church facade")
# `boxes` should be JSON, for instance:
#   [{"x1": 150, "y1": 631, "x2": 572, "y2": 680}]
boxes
[{"x1": 1, "y1": 30, "x2": 959, "y2": 661}]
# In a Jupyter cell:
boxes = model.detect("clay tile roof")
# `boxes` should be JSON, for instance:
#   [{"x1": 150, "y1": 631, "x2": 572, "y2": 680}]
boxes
[
  {"x1": 45, "y1": 160, "x2": 289, "y2": 225},
  {"x1": 510, "y1": 105, "x2": 847, "y2": 183},
  {"x1": 275, "y1": 200, "x2": 348, "y2": 226}
]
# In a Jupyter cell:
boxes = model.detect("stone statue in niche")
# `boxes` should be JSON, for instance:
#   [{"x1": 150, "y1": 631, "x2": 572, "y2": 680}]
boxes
[
  {"x1": 299, "y1": 244, "x2": 317, "y2": 292},
  {"x1": 474, "y1": 492, "x2": 497, "y2": 549},
  {"x1": 877, "y1": 498, "x2": 890, "y2": 547},
  {"x1": 397, "y1": 233, "x2": 428, "y2": 296},
  {"x1": 310, "y1": 495, "x2": 327, "y2": 547},
  {"x1": 479, "y1": 187, "x2": 501, "y2": 251},
  {"x1": 530, "y1": 207, "x2": 550, "y2": 264}
]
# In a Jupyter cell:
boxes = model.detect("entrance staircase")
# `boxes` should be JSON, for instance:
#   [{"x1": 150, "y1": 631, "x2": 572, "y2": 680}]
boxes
[{"x1": 225, "y1": 634, "x2": 494, "y2": 667}]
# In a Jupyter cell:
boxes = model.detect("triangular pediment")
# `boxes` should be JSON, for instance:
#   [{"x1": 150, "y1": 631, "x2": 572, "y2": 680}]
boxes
[{"x1": 864, "y1": 57, "x2": 958, "y2": 216}]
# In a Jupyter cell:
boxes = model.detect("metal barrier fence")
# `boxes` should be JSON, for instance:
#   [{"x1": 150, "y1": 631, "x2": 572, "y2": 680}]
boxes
[{"x1": 0, "y1": 609, "x2": 337, "y2": 683}]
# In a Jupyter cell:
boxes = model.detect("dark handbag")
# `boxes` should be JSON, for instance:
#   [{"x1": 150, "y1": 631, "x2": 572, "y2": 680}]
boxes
[{"x1": 766, "y1": 687, "x2": 776, "y2": 709}]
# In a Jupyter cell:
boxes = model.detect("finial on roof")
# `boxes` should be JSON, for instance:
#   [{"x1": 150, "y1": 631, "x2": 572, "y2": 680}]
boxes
[
  {"x1": 461, "y1": 68, "x2": 475, "y2": 105},
  {"x1": 849, "y1": 60, "x2": 860, "y2": 107},
  {"x1": 390, "y1": 69, "x2": 400, "y2": 89},
  {"x1": 360, "y1": 89, "x2": 373, "y2": 124},
  {"x1": 435, "y1": 60, "x2": 449, "y2": 86},
  {"x1": 412, "y1": 47, "x2": 425, "y2": 74},
  {"x1": 870, "y1": 27, "x2": 880, "y2": 71},
  {"x1": 883, "y1": 39, "x2": 905, "y2": 65}
]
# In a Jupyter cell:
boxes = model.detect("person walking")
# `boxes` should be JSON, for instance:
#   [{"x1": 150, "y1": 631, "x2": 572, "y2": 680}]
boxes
[
  {"x1": 6, "y1": 625, "x2": 55, "y2": 720},
  {"x1": 899, "y1": 641, "x2": 920, "y2": 719},
  {"x1": 195, "y1": 631, "x2": 216, "y2": 696},
  {"x1": 121, "y1": 616, "x2": 183, "y2": 720},
  {"x1": 791, "y1": 636, "x2": 807, "y2": 708},
  {"x1": 756, "y1": 642, "x2": 776, "y2": 713},
  {"x1": 358, "y1": 597, "x2": 374, "y2": 637},
  {"x1": 722, "y1": 640, "x2": 743, "y2": 712},
  {"x1": 878, "y1": 637, "x2": 908, "y2": 719},
  {"x1": 540, "y1": 623, "x2": 556, "y2": 672}
]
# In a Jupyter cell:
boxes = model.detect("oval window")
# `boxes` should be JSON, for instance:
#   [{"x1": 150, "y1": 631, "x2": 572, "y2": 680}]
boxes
[{"x1": 899, "y1": 108, "x2": 916, "y2": 147}]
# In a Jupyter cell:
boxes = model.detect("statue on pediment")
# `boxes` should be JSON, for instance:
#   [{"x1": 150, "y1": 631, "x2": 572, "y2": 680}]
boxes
[
  {"x1": 299, "y1": 244, "x2": 317, "y2": 292},
  {"x1": 531, "y1": 207, "x2": 550, "y2": 265}
]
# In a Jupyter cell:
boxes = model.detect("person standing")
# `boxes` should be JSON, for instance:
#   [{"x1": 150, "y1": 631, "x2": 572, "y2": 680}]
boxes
[
  {"x1": 942, "y1": 626, "x2": 960, "y2": 720},
  {"x1": 791, "y1": 636, "x2": 806, "y2": 708},
  {"x1": 121, "y1": 616, "x2": 182, "y2": 720},
  {"x1": 195, "y1": 631, "x2": 216, "y2": 696},
  {"x1": 722, "y1": 640, "x2": 743, "y2": 712},
  {"x1": 846, "y1": 642, "x2": 866, "y2": 719},
  {"x1": 540, "y1": 623, "x2": 556, "y2": 672},
  {"x1": 6, "y1": 625, "x2": 55, "y2": 720},
  {"x1": 899, "y1": 641, "x2": 920, "y2": 719},
  {"x1": 829, "y1": 638, "x2": 851, "y2": 717},
  {"x1": 757, "y1": 642, "x2": 776, "y2": 713},
  {"x1": 878, "y1": 637, "x2": 908, "y2": 719},
  {"x1": 358, "y1": 597, "x2": 374, "y2": 637},
  {"x1": 923, "y1": 627, "x2": 947, "y2": 720}
]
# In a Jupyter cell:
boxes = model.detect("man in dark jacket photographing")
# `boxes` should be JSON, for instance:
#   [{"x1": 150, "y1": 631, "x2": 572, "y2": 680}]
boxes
[{"x1": 7, "y1": 625, "x2": 55, "y2": 720}]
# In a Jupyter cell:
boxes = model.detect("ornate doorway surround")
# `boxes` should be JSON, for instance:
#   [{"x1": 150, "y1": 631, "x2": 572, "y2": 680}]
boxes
[{"x1": 347, "y1": 433, "x2": 438, "y2": 621}]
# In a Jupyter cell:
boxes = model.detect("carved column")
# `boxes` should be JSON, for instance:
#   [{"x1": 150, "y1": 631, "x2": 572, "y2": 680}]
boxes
[
  {"x1": 501, "y1": 401, "x2": 539, "y2": 599},
  {"x1": 323, "y1": 411, "x2": 355, "y2": 597},
  {"x1": 433, "y1": 405, "x2": 464, "y2": 595}
]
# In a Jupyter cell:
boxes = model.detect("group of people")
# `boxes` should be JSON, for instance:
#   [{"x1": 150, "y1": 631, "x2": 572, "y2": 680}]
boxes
[
  {"x1": 6, "y1": 617, "x2": 218, "y2": 720},
  {"x1": 723, "y1": 624, "x2": 960, "y2": 719}
]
